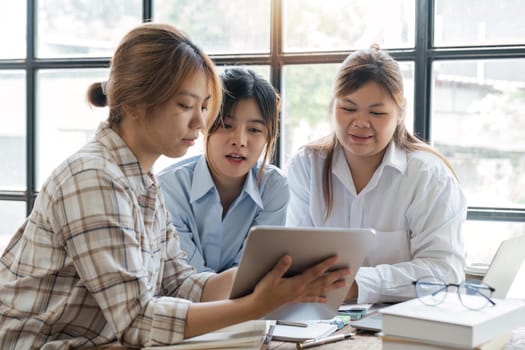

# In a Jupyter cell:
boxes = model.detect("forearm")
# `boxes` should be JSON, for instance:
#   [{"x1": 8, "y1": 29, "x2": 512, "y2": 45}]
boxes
[
  {"x1": 185, "y1": 294, "x2": 264, "y2": 338},
  {"x1": 200, "y1": 268, "x2": 237, "y2": 302}
]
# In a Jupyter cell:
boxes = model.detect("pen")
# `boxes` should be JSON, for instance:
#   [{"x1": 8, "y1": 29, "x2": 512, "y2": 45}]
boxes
[
  {"x1": 264, "y1": 324, "x2": 275, "y2": 344},
  {"x1": 276, "y1": 320, "x2": 308, "y2": 327},
  {"x1": 296, "y1": 333, "x2": 353, "y2": 349}
]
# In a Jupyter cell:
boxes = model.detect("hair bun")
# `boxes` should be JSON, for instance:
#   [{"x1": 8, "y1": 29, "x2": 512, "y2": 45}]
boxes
[{"x1": 369, "y1": 43, "x2": 381, "y2": 51}]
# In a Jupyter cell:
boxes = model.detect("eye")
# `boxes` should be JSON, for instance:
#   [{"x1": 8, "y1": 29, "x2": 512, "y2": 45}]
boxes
[
  {"x1": 221, "y1": 123, "x2": 233, "y2": 129},
  {"x1": 178, "y1": 103, "x2": 192, "y2": 110},
  {"x1": 248, "y1": 127, "x2": 263, "y2": 133},
  {"x1": 341, "y1": 106, "x2": 356, "y2": 112},
  {"x1": 201, "y1": 105, "x2": 208, "y2": 112},
  {"x1": 370, "y1": 111, "x2": 387, "y2": 116}
]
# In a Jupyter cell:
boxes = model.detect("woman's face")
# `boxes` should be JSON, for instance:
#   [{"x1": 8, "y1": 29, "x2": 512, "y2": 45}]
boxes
[
  {"x1": 206, "y1": 98, "x2": 268, "y2": 185},
  {"x1": 126, "y1": 70, "x2": 210, "y2": 171},
  {"x1": 333, "y1": 80, "x2": 401, "y2": 166}
]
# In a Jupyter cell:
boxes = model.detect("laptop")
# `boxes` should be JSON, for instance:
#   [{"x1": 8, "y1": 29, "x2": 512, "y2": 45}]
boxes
[
  {"x1": 482, "y1": 234, "x2": 525, "y2": 298},
  {"x1": 351, "y1": 234, "x2": 525, "y2": 333},
  {"x1": 229, "y1": 226, "x2": 376, "y2": 321}
]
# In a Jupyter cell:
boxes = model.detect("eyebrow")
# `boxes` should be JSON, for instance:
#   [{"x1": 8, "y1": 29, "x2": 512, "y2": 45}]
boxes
[
  {"x1": 179, "y1": 91, "x2": 211, "y2": 101},
  {"x1": 225, "y1": 114, "x2": 266, "y2": 125},
  {"x1": 343, "y1": 97, "x2": 385, "y2": 108}
]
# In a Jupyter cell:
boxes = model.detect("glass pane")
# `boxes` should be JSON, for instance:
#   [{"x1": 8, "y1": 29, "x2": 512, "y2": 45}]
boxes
[
  {"x1": 154, "y1": 0, "x2": 270, "y2": 54},
  {"x1": 434, "y1": 0, "x2": 525, "y2": 47},
  {"x1": 37, "y1": 0, "x2": 141, "y2": 58},
  {"x1": 284, "y1": 0, "x2": 415, "y2": 52},
  {"x1": 281, "y1": 62, "x2": 414, "y2": 166},
  {"x1": 36, "y1": 69, "x2": 109, "y2": 188},
  {"x1": 0, "y1": 2, "x2": 26, "y2": 58},
  {"x1": 0, "y1": 71, "x2": 26, "y2": 191},
  {"x1": 463, "y1": 220, "x2": 525, "y2": 265},
  {"x1": 432, "y1": 59, "x2": 525, "y2": 208},
  {"x1": 0, "y1": 201, "x2": 26, "y2": 252},
  {"x1": 153, "y1": 65, "x2": 271, "y2": 174}
]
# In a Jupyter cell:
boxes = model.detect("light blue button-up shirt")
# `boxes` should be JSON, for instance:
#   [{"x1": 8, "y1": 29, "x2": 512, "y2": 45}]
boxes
[{"x1": 157, "y1": 155, "x2": 289, "y2": 273}]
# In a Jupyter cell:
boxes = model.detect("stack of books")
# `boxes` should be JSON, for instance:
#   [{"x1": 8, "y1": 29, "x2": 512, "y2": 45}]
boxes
[{"x1": 380, "y1": 293, "x2": 525, "y2": 350}]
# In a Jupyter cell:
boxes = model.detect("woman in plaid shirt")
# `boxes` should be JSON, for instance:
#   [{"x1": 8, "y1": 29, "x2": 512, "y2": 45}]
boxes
[{"x1": 0, "y1": 23, "x2": 349, "y2": 349}]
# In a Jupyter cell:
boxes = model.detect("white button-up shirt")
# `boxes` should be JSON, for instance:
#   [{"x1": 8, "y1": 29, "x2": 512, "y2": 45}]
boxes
[{"x1": 286, "y1": 141, "x2": 467, "y2": 304}]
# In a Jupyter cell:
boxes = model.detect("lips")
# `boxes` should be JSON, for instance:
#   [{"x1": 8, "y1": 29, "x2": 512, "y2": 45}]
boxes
[{"x1": 225, "y1": 153, "x2": 247, "y2": 160}]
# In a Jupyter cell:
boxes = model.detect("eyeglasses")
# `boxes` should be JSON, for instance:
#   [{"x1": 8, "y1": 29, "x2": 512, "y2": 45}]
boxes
[{"x1": 412, "y1": 276, "x2": 496, "y2": 310}]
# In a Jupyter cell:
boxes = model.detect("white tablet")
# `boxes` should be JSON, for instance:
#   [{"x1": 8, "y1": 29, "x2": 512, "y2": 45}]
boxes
[{"x1": 229, "y1": 225, "x2": 375, "y2": 321}]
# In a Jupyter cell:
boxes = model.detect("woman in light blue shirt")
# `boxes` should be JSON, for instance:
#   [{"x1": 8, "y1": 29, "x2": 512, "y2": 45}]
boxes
[
  {"x1": 286, "y1": 45, "x2": 467, "y2": 304},
  {"x1": 158, "y1": 68, "x2": 288, "y2": 273}
]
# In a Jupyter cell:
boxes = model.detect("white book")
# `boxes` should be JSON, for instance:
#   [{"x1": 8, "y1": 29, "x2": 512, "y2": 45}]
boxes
[
  {"x1": 381, "y1": 293, "x2": 525, "y2": 349},
  {"x1": 142, "y1": 320, "x2": 272, "y2": 350}
]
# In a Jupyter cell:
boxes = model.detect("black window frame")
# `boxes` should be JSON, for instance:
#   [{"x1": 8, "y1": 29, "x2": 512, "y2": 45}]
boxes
[{"x1": 1, "y1": 0, "x2": 525, "y2": 224}]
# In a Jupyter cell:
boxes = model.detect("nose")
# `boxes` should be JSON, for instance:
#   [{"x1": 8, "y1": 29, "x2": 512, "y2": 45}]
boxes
[
  {"x1": 353, "y1": 112, "x2": 371, "y2": 128},
  {"x1": 231, "y1": 127, "x2": 247, "y2": 147},
  {"x1": 191, "y1": 108, "x2": 205, "y2": 130}
]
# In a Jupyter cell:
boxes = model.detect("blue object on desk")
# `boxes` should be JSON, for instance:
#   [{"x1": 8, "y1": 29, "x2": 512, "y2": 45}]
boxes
[
  {"x1": 338, "y1": 308, "x2": 368, "y2": 320},
  {"x1": 330, "y1": 318, "x2": 345, "y2": 330}
]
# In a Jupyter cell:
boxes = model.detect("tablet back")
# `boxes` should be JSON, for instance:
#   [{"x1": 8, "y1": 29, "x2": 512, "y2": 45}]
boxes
[{"x1": 229, "y1": 226, "x2": 375, "y2": 320}]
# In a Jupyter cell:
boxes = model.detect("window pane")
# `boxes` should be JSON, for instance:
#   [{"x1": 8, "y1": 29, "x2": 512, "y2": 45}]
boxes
[
  {"x1": 37, "y1": 0, "x2": 141, "y2": 58},
  {"x1": 463, "y1": 220, "x2": 525, "y2": 265},
  {"x1": 281, "y1": 62, "x2": 414, "y2": 166},
  {"x1": 284, "y1": 0, "x2": 415, "y2": 52},
  {"x1": 36, "y1": 69, "x2": 109, "y2": 188},
  {"x1": 0, "y1": 71, "x2": 26, "y2": 191},
  {"x1": 432, "y1": 59, "x2": 525, "y2": 208},
  {"x1": 0, "y1": 201, "x2": 26, "y2": 252},
  {"x1": 434, "y1": 0, "x2": 525, "y2": 47},
  {"x1": 0, "y1": 2, "x2": 26, "y2": 58},
  {"x1": 154, "y1": 0, "x2": 270, "y2": 54},
  {"x1": 463, "y1": 221, "x2": 525, "y2": 299},
  {"x1": 153, "y1": 65, "x2": 271, "y2": 174}
]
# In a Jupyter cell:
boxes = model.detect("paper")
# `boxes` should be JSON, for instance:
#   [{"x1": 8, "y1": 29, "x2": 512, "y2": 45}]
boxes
[
  {"x1": 142, "y1": 320, "x2": 271, "y2": 349},
  {"x1": 271, "y1": 320, "x2": 337, "y2": 342}
]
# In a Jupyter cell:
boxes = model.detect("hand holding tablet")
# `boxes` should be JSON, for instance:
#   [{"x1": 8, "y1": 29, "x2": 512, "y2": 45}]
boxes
[{"x1": 230, "y1": 226, "x2": 376, "y2": 320}]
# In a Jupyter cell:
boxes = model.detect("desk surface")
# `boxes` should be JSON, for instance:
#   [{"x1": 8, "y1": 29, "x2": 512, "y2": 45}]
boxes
[
  {"x1": 270, "y1": 328, "x2": 380, "y2": 349},
  {"x1": 89, "y1": 326, "x2": 381, "y2": 350}
]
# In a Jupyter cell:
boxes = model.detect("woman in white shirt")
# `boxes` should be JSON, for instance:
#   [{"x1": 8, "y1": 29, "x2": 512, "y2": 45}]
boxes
[{"x1": 286, "y1": 44, "x2": 467, "y2": 304}]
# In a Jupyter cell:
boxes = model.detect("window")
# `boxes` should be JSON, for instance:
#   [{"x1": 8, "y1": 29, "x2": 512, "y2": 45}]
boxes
[{"x1": 1, "y1": 0, "x2": 524, "y2": 266}]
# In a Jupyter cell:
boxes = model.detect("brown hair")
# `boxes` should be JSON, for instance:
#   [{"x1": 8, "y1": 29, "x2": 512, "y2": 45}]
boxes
[
  {"x1": 311, "y1": 44, "x2": 456, "y2": 219},
  {"x1": 87, "y1": 23, "x2": 222, "y2": 128}
]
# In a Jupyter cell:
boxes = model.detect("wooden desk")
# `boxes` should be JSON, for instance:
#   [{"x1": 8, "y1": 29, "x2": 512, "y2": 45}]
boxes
[
  {"x1": 89, "y1": 326, "x2": 381, "y2": 350},
  {"x1": 270, "y1": 328, "x2": 381, "y2": 349}
]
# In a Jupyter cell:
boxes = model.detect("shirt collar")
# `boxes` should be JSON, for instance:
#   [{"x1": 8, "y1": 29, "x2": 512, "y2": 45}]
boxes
[
  {"x1": 190, "y1": 157, "x2": 216, "y2": 202},
  {"x1": 332, "y1": 141, "x2": 407, "y2": 192},
  {"x1": 382, "y1": 141, "x2": 407, "y2": 174},
  {"x1": 190, "y1": 156, "x2": 264, "y2": 209},
  {"x1": 95, "y1": 121, "x2": 156, "y2": 193}
]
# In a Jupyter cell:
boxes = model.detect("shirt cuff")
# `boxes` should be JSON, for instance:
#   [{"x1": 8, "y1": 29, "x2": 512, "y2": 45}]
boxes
[
  {"x1": 148, "y1": 296, "x2": 192, "y2": 345},
  {"x1": 355, "y1": 267, "x2": 382, "y2": 304}
]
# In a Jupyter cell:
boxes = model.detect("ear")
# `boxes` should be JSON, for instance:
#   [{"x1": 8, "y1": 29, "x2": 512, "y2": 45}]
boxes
[{"x1": 121, "y1": 104, "x2": 145, "y2": 121}]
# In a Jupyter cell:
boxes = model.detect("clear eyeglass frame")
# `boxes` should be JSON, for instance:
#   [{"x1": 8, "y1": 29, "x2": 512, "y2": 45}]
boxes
[{"x1": 412, "y1": 276, "x2": 496, "y2": 310}]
